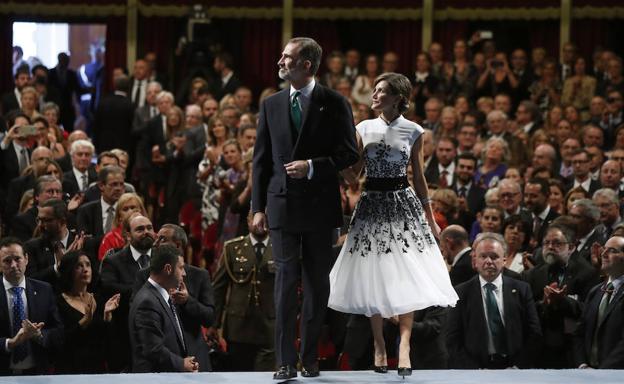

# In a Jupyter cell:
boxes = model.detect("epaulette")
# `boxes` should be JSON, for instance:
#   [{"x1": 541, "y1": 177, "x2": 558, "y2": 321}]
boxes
[{"x1": 224, "y1": 236, "x2": 246, "y2": 248}]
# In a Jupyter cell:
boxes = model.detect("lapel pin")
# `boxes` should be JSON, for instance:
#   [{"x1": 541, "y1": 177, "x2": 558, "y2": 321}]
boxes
[
  {"x1": 319, "y1": 106, "x2": 324, "y2": 111},
  {"x1": 512, "y1": 289, "x2": 517, "y2": 293}
]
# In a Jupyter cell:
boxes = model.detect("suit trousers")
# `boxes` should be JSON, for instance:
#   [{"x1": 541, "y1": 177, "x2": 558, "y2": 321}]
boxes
[
  {"x1": 228, "y1": 342, "x2": 275, "y2": 371},
  {"x1": 270, "y1": 228, "x2": 333, "y2": 368}
]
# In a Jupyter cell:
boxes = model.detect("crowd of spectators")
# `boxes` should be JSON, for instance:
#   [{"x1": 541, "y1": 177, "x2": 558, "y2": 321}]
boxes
[{"x1": 1, "y1": 34, "x2": 624, "y2": 374}]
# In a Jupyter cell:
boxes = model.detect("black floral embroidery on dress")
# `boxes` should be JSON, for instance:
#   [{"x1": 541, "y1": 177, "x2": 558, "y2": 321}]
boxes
[{"x1": 364, "y1": 139, "x2": 410, "y2": 178}]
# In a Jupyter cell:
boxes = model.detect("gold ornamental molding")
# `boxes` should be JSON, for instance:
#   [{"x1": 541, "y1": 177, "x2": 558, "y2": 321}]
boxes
[
  {"x1": 573, "y1": 6, "x2": 624, "y2": 19},
  {"x1": 0, "y1": 2, "x2": 126, "y2": 17},
  {"x1": 434, "y1": 7, "x2": 560, "y2": 20}
]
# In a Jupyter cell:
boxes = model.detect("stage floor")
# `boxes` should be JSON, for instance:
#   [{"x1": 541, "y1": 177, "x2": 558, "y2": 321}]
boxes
[{"x1": 0, "y1": 370, "x2": 622, "y2": 384}]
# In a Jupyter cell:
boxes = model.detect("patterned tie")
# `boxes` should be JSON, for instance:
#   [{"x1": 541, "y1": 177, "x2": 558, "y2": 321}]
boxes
[
  {"x1": 18, "y1": 148, "x2": 29, "y2": 174},
  {"x1": 590, "y1": 282, "x2": 614, "y2": 366},
  {"x1": 290, "y1": 91, "x2": 302, "y2": 133},
  {"x1": 439, "y1": 170, "x2": 448, "y2": 188},
  {"x1": 133, "y1": 80, "x2": 142, "y2": 107},
  {"x1": 484, "y1": 283, "x2": 507, "y2": 354},
  {"x1": 104, "y1": 205, "x2": 115, "y2": 233},
  {"x1": 10, "y1": 287, "x2": 28, "y2": 363},
  {"x1": 168, "y1": 298, "x2": 186, "y2": 352},
  {"x1": 81, "y1": 174, "x2": 88, "y2": 191},
  {"x1": 138, "y1": 254, "x2": 150, "y2": 269}
]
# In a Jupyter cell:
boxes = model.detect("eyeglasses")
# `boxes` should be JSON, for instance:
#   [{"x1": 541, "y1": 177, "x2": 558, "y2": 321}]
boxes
[
  {"x1": 607, "y1": 97, "x2": 622, "y2": 103},
  {"x1": 543, "y1": 240, "x2": 568, "y2": 248},
  {"x1": 571, "y1": 159, "x2": 589, "y2": 164},
  {"x1": 602, "y1": 247, "x2": 623, "y2": 255},
  {"x1": 500, "y1": 192, "x2": 519, "y2": 199}
]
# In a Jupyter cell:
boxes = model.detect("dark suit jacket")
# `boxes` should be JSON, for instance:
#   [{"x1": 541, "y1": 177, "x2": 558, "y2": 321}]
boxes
[
  {"x1": 137, "y1": 114, "x2": 167, "y2": 185},
  {"x1": 48, "y1": 67, "x2": 79, "y2": 130},
  {"x1": 532, "y1": 207, "x2": 560, "y2": 245},
  {"x1": 411, "y1": 306, "x2": 449, "y2": 369},
  {"x1": 449, "y1": 248, "x2": 476, "y2": 287},
  {"x1": 0, "y1": 142, "x2": 30, "y2": 192},
  {"x1": 62, "y1": 167, "x2": 97, "y2": 197},
  {"x1": 5, "y1": 173, "x2": 35, "y2": 224},
  {"x1": 452, "y1": 182, "x2": 486, "y2": 216},
  {"x1": 10, "y1": 206, "x2": 38, "y2": 242},
  {"x1": 23, "y1": 233, "x2": 75, "y2": 286},
  {"x1": 0, "y1": 90, "x2": 19, "y2": 116},
  {"x1": 99, "y1": 246, "x2": 142, "y2": 371},
  {"x1": 214, "y1": 73, "x2": 242, "y2": 101},
  {"x1": 76, "y1": 199, "x2": 104, "y2": 238},
  {"x1": 572, "y1": 226, "x2": 608, "y2": 265},
  {"x1": 574, "y1": 282, "x2": 624, "y2": 368},
  {"x1": 424, "y1": 159, "x2": 455, "y2": 187},
  {"x1": 564, "y1": 177, "x2": 601, "y2": 196},
  {"x1": 252, "y1": 84, "x2": 358, "y2": 231},
  {"x1": 94, "y1": 92, "x2": 135, "y2": 153},
  {"x1": 129, "y1": 281, "x2": 187, "y2": 372},
  {"x1": 447, "y1": 275, "x2": 542, "y2": 369},
  {"x1": 133, "y1": 265, "x2": 215, "y2": 372},
  {"x1": 0, "y1": 278, "x2": 63, "y2": 375}
]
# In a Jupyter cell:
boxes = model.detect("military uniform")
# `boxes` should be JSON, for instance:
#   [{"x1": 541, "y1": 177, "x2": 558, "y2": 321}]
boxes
[{"x1": 213, "y1": 234, "x2": 276, "y2": 371}]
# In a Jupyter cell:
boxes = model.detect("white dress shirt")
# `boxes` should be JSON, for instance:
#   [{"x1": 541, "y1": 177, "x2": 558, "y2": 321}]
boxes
[
  {"x1": 130, "y1": 245, "x2": 152, "y2": 266},
  {"x1": 479, "y1": 274, "x2": 505, "y2": 354},
  {"x1": 100, "y1": 198, "x2": 118, "y2": 233},
  {"x1": 3, "y1": 277, "x2": 34, "y2": 370},
  {"x1": 290, "y1": 79, "x2": 316, "y2": 179}
]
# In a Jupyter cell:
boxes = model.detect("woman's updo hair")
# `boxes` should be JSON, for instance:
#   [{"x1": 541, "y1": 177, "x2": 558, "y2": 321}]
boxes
[{"x1": 374, "y1": 72, "x2": 412, "y2": 113}]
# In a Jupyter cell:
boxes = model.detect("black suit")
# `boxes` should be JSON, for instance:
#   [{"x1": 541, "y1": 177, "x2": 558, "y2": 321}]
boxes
[
  {"x1": 251, "y1": 83, "x2": 358, "y2": 367},
  {"x1": 410, "y1": 306, "x2": 449, "y2": 369},
  {"x1": 564, "y1": 177, "x2": 601, "y2": 196},
  {"x1": 447, "y1": 275, "x2": 542, "y2": 368},
  {"x1": 24, "y1": 233, "x2": 75, "y2": 286},
  {"x1": 531, "y1": 207, "x2": 560, "y2": 245},
  {"x1": 452, "y1": 182, "x2": 486, "y2": 216},
  {"x1": 133, "y1": 265, "x2": 215, "y2": 372},
  {"x1": 136, "y1": 114, "x2": 167, "y2": 186},
  {"x1": 4, "y1": 173, "x2": 35, "y2": 225},
  {"x1": 572, "y1": 227, "x2": 608, "y2": 265},
  {"x1": 574, "y1": 282, "x2": 624, "y2": 368},
  {"x1": 99, "y1": 246, "x2": 143, "y2": 371},
  {"x1": 0, "y1": 142, "x2": 30, "y2": 194},
  {"x1": 76, "y1": 199, "x2": 105, "y2": 239},
  {"x1": 0, "y1": 90, "x2": 19, "y2": 116},
  {"x1": 48, "y1": 66, "x2": 80, "y2": 131},
  {"x1": 10, "y1": 206, "x2": 38, "y2": 242},
  {"x1": 62, "y1": 168, "x2": 97, "y2": 197},
  {"x1": 213, "y1": 73, "x2": 242, "y2": 101},
  {"x1": 93, "y1": 92, "x2": 135, "y2": 153},
  {"x1": 0, "y1": 278, "x2": 63, "y2": 375},
  {"x1": 129, "y1": 281, "x2": 187, "y2": 372},
  {"x1": 423, "y1": 158, "x2": 455, "y2": 187},
  {"x1": 523, "y1": 256, "x2": 599, "y2": 368},
  {"x1": 449, "y1": 248, "x2": 476, "y2": 287}
]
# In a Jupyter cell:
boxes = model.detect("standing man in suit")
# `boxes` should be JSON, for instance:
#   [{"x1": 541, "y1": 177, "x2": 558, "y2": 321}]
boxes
[
  {"x1": 11, "y1": 176, "x2": 64, "y2": 242},
  {"x1": 251, "y1": 37, "x2": 358, "y2": 379},
  {"x1": 424, "y1": 136, "x2": 456, "y2": 188},
  {"x1": 566, "y1": 149, "x2": 601, "y2": 195},
  {"x1": 61, "y1": 139, "x2": 97, "y2": 197},
  {"x1": 213, "y1": 52, "x2": 241, "y2": 101},
  {"x1": 129, "y1": 59, "x2": 150, "y2": 109},
  {"x1": 1, "y1": 66, "x2": 30, "y2": 115},
  {"x1": 0, "y1": 113, "x2": 33, "y2": 197},
  {"x1": 447, "y1": 232, "x2": 541, "y2": 369},
  {"x1": 0, "y1": 237, "x2": 63, "y2": 375},
  {"x1": 99, "y1": 214, "x2": 155, "y2": 372},
  {"x1": 593, "y1": 188, "x2": 624, "y2": 238},
  {"x1": 129, "y1": 244, "x2": 199, "y2": 373},
  {"x1": 452, "y1": 153, "x2": 485, "y2": 227},
  {"x1": 524, "y1": 178, "x2": 560, "y2": 247},
  {"x1": 575, "y1": 235, "x2": 624, "y2": 368},
  {"x1": 440, "y1": 225, "x2": 475, "y2": 286},
  {"x1": 132, "y1": 81, "x2": 162, "y2": 138},
  {"x1": 569, "y1": 199, "x2": 608, "y2": 265},
  {"x1": 48, "y1": 53, "x2": 80, "y2": 131},
  {"x1": 93, "y1": 75, "x2": 134, "y2": 153},
  {"x1": 523, "y1": 224, "x2": 599, "y2": 368}
]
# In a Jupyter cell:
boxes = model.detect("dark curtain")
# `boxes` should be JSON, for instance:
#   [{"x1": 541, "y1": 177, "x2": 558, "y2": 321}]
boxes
[
  {"x1": 241, "y1": 19, "x2": 282, "y2": 93},
  {"x1": 138, "y1": 15, "x2": 182, "y2": 90},
  {"x1": 0, "y1": 14, "x2": 14, "y2": 97},
  {"x1": 104, "y1": 16, "x2": 127, "y2": 92},
  {"x1": 528, "y1": 21, "x2": 560, "y2": 60},
  {"x1": 433, "y1": 20, "x2": 470, "y2": 57},
  {"x1": 384, "y1": 20, "x2": 422, "y2": 75},
  {"x1": 294, "y1": 19, "x2": 341, "y2": 64},
  {"x1": 572, "y1": 19, "x2": 624, "y2": 63}
]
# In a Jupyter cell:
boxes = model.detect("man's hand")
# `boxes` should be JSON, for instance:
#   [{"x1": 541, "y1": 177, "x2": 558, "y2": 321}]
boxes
[
  {"x1": 183, "y1": 356, "x2": 199, "y2": 372},
  {"x1": 104, "y1": 293, "x2": 121, "y2": 322},
  {"x1": 21, "y1": 319, "x2": 44, "y2": 340},
  {"x1": 170, "y1": 281, "x2": 189, "y2": 305},
  {"x1": 67, "y1": 193, "x2": 85, "y2": 211},
  {"x1": 252, "y1": 212, "x2": 268, "y2": 234},
  {"x1": 285, "y1": 160, "x2": 309, "y2": 179}
]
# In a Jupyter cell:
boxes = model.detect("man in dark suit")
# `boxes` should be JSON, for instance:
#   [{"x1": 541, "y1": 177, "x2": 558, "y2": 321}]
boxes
[
  {"x1": 0, "y1": 237, "x2": 63, "y2": 375},
  {"x1": 593, "y1": 188, "x2": 624, "y2": 238},
  {"x1": 440, "y1": 225, "x2": 475, "y2": 286},
  {"x1": 485, "y1": 110, "x2": 528, "y2": 168},
  {"x1": 452, "y1": 153, "x2": 485, "y2": 227},
  {"x1": 212, "y1": 52, "x2": 241, "y2": 101},
  {"x1": 129, "y1": 244, "x2": 199, "y2": 373},
  {"x1": 410, "y1": 306, "x2": 449, "y2": 369},
  {"x1": 93, "y1": 75, "x2": 134, "y2": 154},
  {"x1": 524, "y1": 178, "x2": 560, "y2": 247},
  {"x1": 62, "y1": 139, "x2": 97, "y2": 197},
  {"x1": 424, "y1": 136, "x2": 456, "y2": 188},
  {"x1": 497, "y1": 179, "x2": 533, "y2": 225},
  {"x1": 132, "y1": 81, "x2": 161, "y2": 139},
  {"x1": 76, "y1": 166, "x2": 125, "y2": 241},
  {"x1": 251, "y1": 37, "x2": 359, "y2": 379},
  {"x1": 574, "y1": 235, "x2": 624, "y2": 368},
  {"x1": 11, "y1": 176, "x2": 63, "y2": 242},
  {"x1": 523, "y1": 224, "x2": 599, "y2": 368},
  {"x1": 99, "y1": 214, "x2": 155, "y2": 372},
  {"x1": 1, "y1": 66, "x2": 30, "y2": 115},
  {"x1": 447, "y1": 232, "x2": 542, "y2": 369},
  {"x1": 133, "y1": 224, "x2": 215, "y2": 372},
  {"x1": 48, "y1": 53, "x2": 80, "y2": 131},
  {"x1": 212, "y1": 214, "x2": 275, "y2": 371},
  {"x1": 569, "y1": 198, "x2": 608, "y2": 265},
  {"x1": 565, "y1": 149, "x2": 601, "y2": 195},
  {"x1": 0, "y1": 113, "x2": 33, "y2": 200},
  {"x1": 129, "y1": 59, "x2": 150, "y2": 109}
]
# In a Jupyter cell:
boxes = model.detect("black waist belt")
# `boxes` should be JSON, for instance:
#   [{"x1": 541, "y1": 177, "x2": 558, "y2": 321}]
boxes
[{"x1": 364, "y1": 177, "x2": 409, "y2": 191}]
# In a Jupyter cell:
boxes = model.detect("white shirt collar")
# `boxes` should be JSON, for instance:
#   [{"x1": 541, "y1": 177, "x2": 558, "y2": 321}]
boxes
[
  {"x1": 452, "y1": 247, "x2": 471, "y2": 267},
  {"x1": 222, "y1": 71, "x2": 234, "y2": 85},
  {"x1": 290, "y1": 78, "x2": 315, "y2": 99},
  {"x1": 607, "y1": 274, "x2": 624, "y2": 293},
  {"x1": 60, "y1": 229, "x2": 70, "y2": 249},
  {"x1": 415, "y1": 72, "x2": 429, "y2": 82},
  {"x1": 148, "y1": 277, "x2": 170, "y2": 303},
  {"x1": 522, "y1": 122, "x2": 534, "y2": 134},
  {"x1": 130, "y1": 245, "x2": 151, "y2": 263},
  {"x1": 101, "y1": 197, "x2": 117, "y2": 215},
  {"x1": 574, "y1": 177, "x2": 592, "y2": 192},
  {"x1": 536, "y1": 205, "x2": 551, "y2": 221},
  {"x1": 72, "y1": 166, "x2": 87, "y2": 180},
  {"x1": 3, "y1": 276, "x2": 26, "y2": 292},
  {"x1": 114, "y1": 90, "x2": 127, "y2": 97},
  {"x1": 438, "y1": 162, "x2": 455, "y2": 173},
  {"x1": 479, "y1": 273, "x2": 503, "y2": 290},
  {"x1": 577, "y1": 228, "x2": 596, "y2": 252},
  {"x1": 249, "y1": 234, "x2": 269, "y2": 248},
  {"x1": 14, "y1": 88, "x2": 22, "y2": 108}
]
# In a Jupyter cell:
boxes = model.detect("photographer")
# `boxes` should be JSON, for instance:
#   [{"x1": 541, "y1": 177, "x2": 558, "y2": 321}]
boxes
[{"x1": 476, "y1": 51, "x2": 518, "y2": 100}]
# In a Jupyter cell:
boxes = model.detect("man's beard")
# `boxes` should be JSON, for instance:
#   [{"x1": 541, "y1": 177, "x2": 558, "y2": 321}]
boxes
[
  {"x1": 134, "y1": 236, "x2": 155, "y2": 252},
  {"x1": 543, "y1": 251, "x2": 564, "y2": 265}
]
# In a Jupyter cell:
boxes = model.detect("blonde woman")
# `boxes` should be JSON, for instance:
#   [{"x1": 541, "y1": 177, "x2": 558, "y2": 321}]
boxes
[{"x1": 98, "y1": 193, "x2": 147, "y2": 261}]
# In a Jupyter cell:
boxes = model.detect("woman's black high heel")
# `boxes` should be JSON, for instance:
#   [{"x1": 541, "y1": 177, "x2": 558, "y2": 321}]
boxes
[
  {"x1": 398, "y1": 367, "x2": 412, "y2": 378},
  {"x1": 373, "y1": 365, "x2": 388, "y2": 373}
]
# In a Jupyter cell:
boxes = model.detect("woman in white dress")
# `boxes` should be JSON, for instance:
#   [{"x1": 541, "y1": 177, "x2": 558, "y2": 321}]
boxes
[{"x1": 329, "y1": 73, "x2": 458, "y2": 377}]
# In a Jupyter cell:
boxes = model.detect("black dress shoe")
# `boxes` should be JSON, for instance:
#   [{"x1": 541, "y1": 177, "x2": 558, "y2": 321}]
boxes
[
  {"x1": 373, "y1": 365, "x2": 388, "y2": 373},
  {"x1": 398, "y1": 367, "x2": 412, "y2": 378},
  {"x1": 301, "y1": 366, "x2": 320, "y2": 377},
  {"x1": 273, "y1": 365, "x2": 297, "y2": 380}
]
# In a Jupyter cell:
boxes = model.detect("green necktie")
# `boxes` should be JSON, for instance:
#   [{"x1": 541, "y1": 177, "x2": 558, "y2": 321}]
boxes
[
  {"x1": 590, "y1": 282, "x2": 614, "y2": 366},
  {"x1": 485, "y1": 283, "x2": 508, "y2": 354},
  {"x1": 290, "y1": 90, "x2": 302, "y2": 133}
]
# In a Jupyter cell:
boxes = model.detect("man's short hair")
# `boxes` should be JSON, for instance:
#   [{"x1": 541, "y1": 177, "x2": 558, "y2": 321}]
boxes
[
  {"x1": 569, "y1": 198, "x2": 600, "y2": 222},
  {"x1": 440, "y1": 225, "x2": 469, "y2": 244},
  {"x1": 0, "y1": 237, "x2": 23, "y2": 249},
  {"x1": 97, "y1": 151, "x2": 120, "y2": 166},
  {"x1": 457, "y1": 152, "x2": 478, "y2": 166},
  {"x1": 473, "y1": 232, "x2": 508, "y2": 256},
  {"x1": 545, "y1": 223, "x2": 575, "y2": 244},
  {"x1": 526, "y1": 178, "x2": 550, "y2": 196},
  {"x1": 289, "y1": 37, "x2": 323, "y2": 76},
  {"x1": 593, "y1": 188, "x2": 619, "y2": 204},
  {"x1": 70, "y1": 139, "x2": 95, "y2": 155},
  {"x1": 39, "y1": 199, "x2": 68, "y2": 221},
  {"x1": 150, "y1": 244, "x2": 182, "y2": 274},
  {"x1": 34, "y1": 175, "x2": 61, "y2": 197},
  {"x1": 161, "y1": 224, "x2": 189, "y2": 249},
  {"x1": 97, "y1": 165, "x2": 125, "y2": 184}
]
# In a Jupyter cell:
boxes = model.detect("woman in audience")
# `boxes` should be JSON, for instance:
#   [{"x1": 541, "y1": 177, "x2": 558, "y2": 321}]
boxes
[
  {"x1": 352, "y1": 54, "x2": 380, "y2": 105},
  {"x1": 33, "y1": 116, "x2": 65, "y2": 159},
  {"x1": 503, "y1": 214, "x2": 532, "y2": 273},
  {"x1": 548, "y1": 178, "x2": 566, "y2": 214},
  {"x1": 529, "y1": 58, "x2": 562, "y2": 113},
  {"x1": 42, "y1": 101, "x2": 67, "y2": 137},
  {"x1": 431, "y1": 188, "x2": 460, "y2": 231},
  {"x1": 436, "y1": 106, "x2": 460, "y2": 139},
  {"x1": 217, "y1": 139, "x2": 246, "y2": 249},
  {"x1": 98, "y1": 193, "x2": 147, "y2": 260},
  {"x1": 56, "y1": 251, "x2": 121, "y2": 373},
  {"x1": 562, "y1": 56, "x2": 596, "y2": 122},
  {"x1": 475, "y1": 137, "x2": 509, "y2": 188},
  {"x1": 563, "y1": 187, "x2": 590, "y2": 214},
  {"x1": 19, "y1": 86, "x2": 41, "y2": 120},
  {"x1": 43, "y1": 158, "x2": 63, "y2": 180}
]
